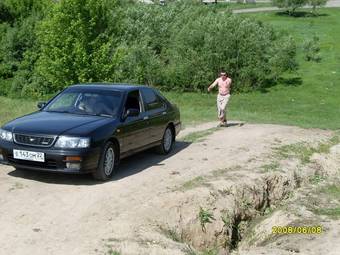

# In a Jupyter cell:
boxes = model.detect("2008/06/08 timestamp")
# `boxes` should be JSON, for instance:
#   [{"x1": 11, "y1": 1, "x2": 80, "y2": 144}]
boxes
[{"x1": 272, "y1": 226, "x2": 323, "y2": 234}]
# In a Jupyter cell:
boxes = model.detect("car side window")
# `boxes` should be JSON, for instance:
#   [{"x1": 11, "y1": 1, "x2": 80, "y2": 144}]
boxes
[
  {"x1": 141, "y1": 88, "x2": 165, "y2": 111},
  {"x1": 124, "y1": 90, "x2": 142, "y2": 115}
]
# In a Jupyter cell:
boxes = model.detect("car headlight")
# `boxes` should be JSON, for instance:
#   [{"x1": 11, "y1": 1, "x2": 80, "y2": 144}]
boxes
[
  {"x1": 0, "y1": 128, "x2": 13, "y2": 142},
  {"x1": 54, "y1": 136, "x2": 90, "y2": 148}
]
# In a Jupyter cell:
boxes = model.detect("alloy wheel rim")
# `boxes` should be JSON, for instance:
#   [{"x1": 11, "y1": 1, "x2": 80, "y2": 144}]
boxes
[
  {"x1": 164, "y1": 128, "x2": 173, "y2": 152},
  {"x1": 104, "y1": 147, "x2": 114, "y2": 176}
]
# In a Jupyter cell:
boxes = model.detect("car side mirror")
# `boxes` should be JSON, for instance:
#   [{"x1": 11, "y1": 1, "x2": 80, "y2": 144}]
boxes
[
  {"x1": 123, "y1": 108, "x2": 139, "y2": 120},
  {"x1": 37, "y1": 102, "x2": 46, "y2": 109}
]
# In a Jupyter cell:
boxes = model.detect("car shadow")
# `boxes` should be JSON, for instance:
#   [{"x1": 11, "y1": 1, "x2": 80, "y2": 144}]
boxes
[{"x1": 7, "y1": 141, "x2": 191, "y2": 185}]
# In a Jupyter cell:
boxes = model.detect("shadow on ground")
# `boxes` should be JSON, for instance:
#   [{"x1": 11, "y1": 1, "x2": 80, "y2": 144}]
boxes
[
  {"x1": 226, "y1": 122, "x2": 245, "y2": 127},
  {"x1": 275, "y1": 11, "x2": 329, "y2": 18},
  {"x1": 259, "y1": 76, "x2": 303, "y2": 93},
  {"x1": 7, "y1": 141, "x2": 191, "y2": 185}
]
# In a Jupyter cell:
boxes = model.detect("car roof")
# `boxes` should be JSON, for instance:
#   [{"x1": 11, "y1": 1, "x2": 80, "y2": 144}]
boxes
[{"x1": 69, "y1": 83, "x2": 152, "y2": 92}]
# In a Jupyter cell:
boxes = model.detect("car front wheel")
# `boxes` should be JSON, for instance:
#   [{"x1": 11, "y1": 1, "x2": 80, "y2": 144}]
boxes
[
  {"x1": 93, "y1": 141, "x2": 117, "y2": 181},
  {"x1": 156, "y1": 126, "x2": 174, "y2": 155}
]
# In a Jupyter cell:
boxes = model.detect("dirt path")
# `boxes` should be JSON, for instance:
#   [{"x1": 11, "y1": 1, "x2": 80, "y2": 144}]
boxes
[
  {"x1": 232, "y1": 0, "x2": 340, "y2": 13},
  {"x1": 0, "y1": 123, "x2": 336, "y2": 255}
]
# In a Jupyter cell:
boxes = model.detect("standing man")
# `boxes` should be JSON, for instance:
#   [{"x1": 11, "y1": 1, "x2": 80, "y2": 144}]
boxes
[{"x1": 208, "y1": 71, "x2": 232, "y2": 127}]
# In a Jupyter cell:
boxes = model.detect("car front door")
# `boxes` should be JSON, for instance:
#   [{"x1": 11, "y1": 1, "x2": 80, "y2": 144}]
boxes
[{"x1": 118, "y1": 90, "x2": 150, "y2": 154}]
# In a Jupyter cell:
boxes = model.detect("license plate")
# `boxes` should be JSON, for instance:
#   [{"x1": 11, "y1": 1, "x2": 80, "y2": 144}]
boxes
[{"x1": 13, "y1": 149, "x2": 45, "y2": 162}]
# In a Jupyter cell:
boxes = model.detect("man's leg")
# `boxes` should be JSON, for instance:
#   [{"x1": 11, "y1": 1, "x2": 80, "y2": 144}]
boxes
[
  {"x1": 222, "y1": 95, "x2": 231, "y2": 125},
  {"x1": 217, "y1": 95, "x2": 226, "y2": 126}
]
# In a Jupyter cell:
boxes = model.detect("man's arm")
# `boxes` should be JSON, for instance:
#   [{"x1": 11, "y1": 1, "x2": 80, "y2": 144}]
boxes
[
  {"x1": 208, "y1": 79, "x2": 218, "y2": 92},
  {"x1": 227, "y1": 78, "x2": 232, "y2": 88}
]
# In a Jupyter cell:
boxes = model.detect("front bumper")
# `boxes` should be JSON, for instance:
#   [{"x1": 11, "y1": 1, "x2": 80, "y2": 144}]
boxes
[{"x1": 0, "y1": 141, "x2": 101, "y2": 174}]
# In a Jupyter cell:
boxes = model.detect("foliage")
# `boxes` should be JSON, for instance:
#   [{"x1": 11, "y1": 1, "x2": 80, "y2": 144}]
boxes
[
  {"x1": 309, "y1": 0, "x2": 328, "y2": 13},
  {"x1": 119, "y1": 3, "x2": 297, "y2": 92},
  {"x1": 272, "y1": 0, "x2": 308, "y2": 15},
  {"x1": 302, "y1": 36, "x2": 321, "y2": 62},
  {"x1": 198, "y1": 207, "x2": 215, "y2": 232},
  {"x1": 34, "y1": 0, "x2": 123, "y2": 96},
  {"x1": 2, "y1": 9, "x2": 340, "y2": 131},
  {"x1": 0, "y1": 0, "x2": 51, "y2": 97},
  {"x1": 0, "y1": 0, "x2": 297, "y2": 97}
]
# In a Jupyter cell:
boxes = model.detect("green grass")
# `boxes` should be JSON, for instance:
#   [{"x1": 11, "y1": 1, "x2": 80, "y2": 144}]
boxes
[
  {"x1": 0, "y1": 96, "x2": 37, "y2": 126},
  {"x1": 180, "y1": 176, "x2": 207, "y2": 191},
  {"x1": 1, "y1": 9, "x2": 340, "y2": 130},
  {"x1": 198, "y1": 207, "x2": 215, "y2": 232},
  {"x1": 167, "y1": 8, "x2": 340, "y2": 129},
  {"x1": 106, "y1": 248, "x2": 121, "y2": 255},
  {"x1": 275, "y1": 135, "x2": 340, "y2": 164},
  {"x1": 180, "y1": 127, "x2": 219, "y2": 142},
  {"x1": 309, "y1": 174, "x2": 326, "y2": 184},
  {"x1": 261, "y1": 162, "x2": 280, "y2": 172},
  {"x1": 313, "y1": 207, "x2": 340, "y2": 219},
  {"x1": 309, "y1": 182, "x2": 340, "y2": 219},
  {"x1": 159, "y1": 226, "x2": 184, "y2": 243},
  {"x1": 320, "y1": 184, "x2": 340, "y2": 198}
]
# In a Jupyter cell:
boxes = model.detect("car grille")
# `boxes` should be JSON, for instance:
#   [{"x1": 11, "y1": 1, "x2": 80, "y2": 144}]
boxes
[
  {"x1": 14, "y1": 134, "x2": 56, "y2": 147},
  {"x1": 7, "y1": 155, "x2": 58, "y2": 169}
]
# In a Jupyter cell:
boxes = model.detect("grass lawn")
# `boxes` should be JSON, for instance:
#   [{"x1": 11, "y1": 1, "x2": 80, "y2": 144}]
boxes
[
  {"x1": 0, "y1": 97, "x2": 37, "y2": 126},
  {"x1": 1, "y1": 8, "x2": 340, "y2": 129},
  {"x1": 167, "y1": 8, "x2": 340, "y2": 129}
]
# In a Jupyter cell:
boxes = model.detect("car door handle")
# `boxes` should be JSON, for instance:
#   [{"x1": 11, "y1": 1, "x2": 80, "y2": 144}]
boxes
[{"x1": 143, "y1": 116, "x2": 149, "y2": 120}]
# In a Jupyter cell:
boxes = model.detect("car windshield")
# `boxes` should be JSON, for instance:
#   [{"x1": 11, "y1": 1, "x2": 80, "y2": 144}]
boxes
[{"x1": 44, "y1": 90, "x2": 122, "y2": 117}]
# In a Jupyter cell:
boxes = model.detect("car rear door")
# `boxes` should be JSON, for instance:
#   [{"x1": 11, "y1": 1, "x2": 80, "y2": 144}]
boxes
[{"x1": 141, "y1": 87, "x2": 168, "y2": 144}]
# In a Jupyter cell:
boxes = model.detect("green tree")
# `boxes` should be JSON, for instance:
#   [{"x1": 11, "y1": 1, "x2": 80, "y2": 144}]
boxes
[
  {"x1": 273, "y1": 0, "x2": 308, "y2": 15},
  {"x1": 35, "y1": 0, "x2": 124, "y2": 95},
  {"x1": 309, "y1": 0, "x2": 328, "y2": 14}
]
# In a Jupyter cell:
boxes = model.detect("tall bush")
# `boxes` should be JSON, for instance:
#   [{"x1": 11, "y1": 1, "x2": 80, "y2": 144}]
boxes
[
  {"x1": 309, "y1": 0, "x2": 328, "y2": 14},
  {"x1": 116, "y1": 3, "x2": 297, "y2": 92}
]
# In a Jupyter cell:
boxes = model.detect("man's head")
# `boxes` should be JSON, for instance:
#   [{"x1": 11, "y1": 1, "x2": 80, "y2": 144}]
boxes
[{"x1": 220, "y1": 71, "x2": 227, "y2": 80}]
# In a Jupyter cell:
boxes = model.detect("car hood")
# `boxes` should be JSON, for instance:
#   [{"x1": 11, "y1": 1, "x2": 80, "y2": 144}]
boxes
[{"x1": 3, "y1": 111, "x2": 113, "y2": 136}]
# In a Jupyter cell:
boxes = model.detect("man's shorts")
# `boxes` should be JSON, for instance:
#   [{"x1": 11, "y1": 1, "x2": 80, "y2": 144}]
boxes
[{"x1": 217, "y1": 94, "x2": 230, "y2": 119}]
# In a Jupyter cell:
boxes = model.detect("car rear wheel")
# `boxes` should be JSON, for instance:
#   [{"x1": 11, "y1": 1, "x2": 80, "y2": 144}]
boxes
[
  {"x1": 93, "y1": 141, "x2": 117, "y2": 181},
  {"x1": 156, "y1": 126, "x2": 174, "y2": 155}
]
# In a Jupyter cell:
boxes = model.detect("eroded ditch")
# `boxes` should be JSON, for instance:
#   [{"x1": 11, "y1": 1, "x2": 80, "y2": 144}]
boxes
[{"x1": 159, "y1": 136, "x2": 340, "y2": 255}]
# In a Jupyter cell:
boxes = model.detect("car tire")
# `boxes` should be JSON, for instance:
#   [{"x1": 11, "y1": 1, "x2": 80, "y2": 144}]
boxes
[
  {"x1": 156, "y1": 126, "x2": 174, "y2": 155},
  {"x1": 93, "y1": 141, "x2": 117, "y2": 181}
]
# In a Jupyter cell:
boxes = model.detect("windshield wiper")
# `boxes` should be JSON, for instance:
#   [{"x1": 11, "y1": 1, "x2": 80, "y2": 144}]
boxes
[
  {"x1": 45, "y1": 110, "x2": 72, "y2": 114},
  {"x1": 98, "y1": 114, "x2": 113, "y2": 118},
  {"x1": 46, "y1": 110, "x2": 112, "y2": 118},
  {"x1": 71, "y1": 112, "x2": 113, "y2": 118}
]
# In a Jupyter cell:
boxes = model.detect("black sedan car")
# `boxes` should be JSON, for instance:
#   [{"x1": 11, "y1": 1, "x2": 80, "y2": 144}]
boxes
[{"x1": 0, "y1": 84, "x2": 181, "y2": 181}]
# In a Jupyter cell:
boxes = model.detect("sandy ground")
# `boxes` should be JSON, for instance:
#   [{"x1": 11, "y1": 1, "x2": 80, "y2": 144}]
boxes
[{"x1": 0, "y1": 122, "x2": 337, "y2": 255}]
